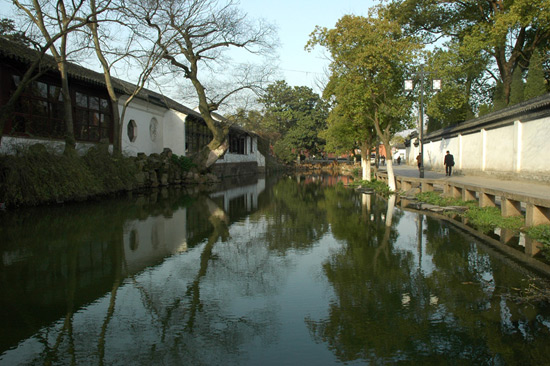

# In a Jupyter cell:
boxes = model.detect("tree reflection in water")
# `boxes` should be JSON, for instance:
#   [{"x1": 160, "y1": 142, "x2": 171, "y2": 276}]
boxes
[
  {"x1": 306, "y1": 190, "x2": 550, "y2": 365},
  {"x1": 2, "y1": 177, "x2": 550, "y2": 365}
]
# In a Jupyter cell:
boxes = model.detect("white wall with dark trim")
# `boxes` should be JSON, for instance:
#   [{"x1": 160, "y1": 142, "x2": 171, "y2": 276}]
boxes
[{"x1": 406, "y1": 110, "x2": 550, "y2": 182}]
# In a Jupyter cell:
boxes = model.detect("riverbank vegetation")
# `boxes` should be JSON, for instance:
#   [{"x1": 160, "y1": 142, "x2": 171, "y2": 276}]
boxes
[
  {"x1": 0, "y1": 143, "x2": 137, "y2": 207},
  {"x1": 347, "y1": 178, "x2": 393, "y2": 197},
  {"x1": 415, "y1": 191, "x2": 550, "y2": 261},
  {"x1": 0, "y1": 143, "x2": 201, "y2": 208}
]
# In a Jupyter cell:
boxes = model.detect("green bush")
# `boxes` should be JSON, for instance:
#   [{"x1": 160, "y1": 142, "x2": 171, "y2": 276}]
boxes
[
  {"x1": 171, "y1": 154, "x2": 195, "y2": 172},
  {"x1": 527, "y1": 225, "x2": 550, "y2": 245},
  {"x1": 0, "y1": 143, "x2": 138, "y2": 207},
  {"x1": 463, "y1": 206, "x2": 524, "y2": 233},
  {"x1": 350, "y1": 178, "x2": 392, "y2": 196},
  {"x1": 415, "y1": 191, "x2": 523, "y2": 232}
]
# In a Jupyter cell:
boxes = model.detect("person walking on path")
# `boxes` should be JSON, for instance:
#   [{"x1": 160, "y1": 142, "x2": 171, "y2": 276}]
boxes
[
  {"x1": 444, "y1": 150, "x2": 455, "y2": 176},
  {"x1": 416, "y1": 153, "x2": 422, "y2": 171}
]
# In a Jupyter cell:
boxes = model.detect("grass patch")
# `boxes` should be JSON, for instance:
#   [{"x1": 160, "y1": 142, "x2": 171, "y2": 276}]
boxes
[
  {"x1": 349, "y1": 179, "x2": 392, "y2": 196},
  {"x1": 416, "y1": 191, "x2": 474, "y2": 207},
  {"x1": 526, "y1": 225, "x2": 550, "y2": 261},
  {"x1": 526, "y1": 224, "x2": 550, "y2": 245},
  {"x1": 415, "y1": 191, "x2": 523, "y2": 233},
  {"x1": 463, "y1": 206, "x2": 524, "y2": 233}
]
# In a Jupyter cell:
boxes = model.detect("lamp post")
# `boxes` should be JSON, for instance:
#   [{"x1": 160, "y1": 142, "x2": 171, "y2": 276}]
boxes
[{"x1": 405, "y1": 65, "x2": 441, "y2": 178}]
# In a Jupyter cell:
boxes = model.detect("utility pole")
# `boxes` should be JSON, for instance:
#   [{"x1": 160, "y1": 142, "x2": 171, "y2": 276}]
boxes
[{"x1": 405, "y1": 65, "x2": 441, "y2": 178}]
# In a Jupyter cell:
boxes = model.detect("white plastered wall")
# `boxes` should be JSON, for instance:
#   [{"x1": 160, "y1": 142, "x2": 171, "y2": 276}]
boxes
[
  {"x1": 409, "y1": 115, "x2": 550, "y2": 176},
  {"x1": 521, "y1": 117, "x2": 550, "y2": 172},
  {"x1": 120, "y1": 97, "x2": 167, "y2": 156},
  {"x1": 162, "y1": 109, "x2": 187, "y2": 156}
]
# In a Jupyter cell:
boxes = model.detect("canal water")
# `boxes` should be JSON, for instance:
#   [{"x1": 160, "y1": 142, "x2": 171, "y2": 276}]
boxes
[{"x1": 1, "y1": 174, "x2": 550, "y2": 365}]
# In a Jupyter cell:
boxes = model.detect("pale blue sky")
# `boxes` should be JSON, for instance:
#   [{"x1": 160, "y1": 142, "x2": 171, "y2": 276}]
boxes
[
  {"x1": 0, "y1": 0, "x2": 379, "y2": 97},
  {"x1": 238, "y1": 0, "x2": 377, "y2": 93}
]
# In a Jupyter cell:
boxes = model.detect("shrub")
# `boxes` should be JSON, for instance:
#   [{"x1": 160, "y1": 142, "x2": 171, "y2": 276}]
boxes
[
  {"x1": 0, "y1": 143, "x2": 138, "y2": 207},
  {"x1": 171, "y1": 154, "x2": 195, "y2": 172}
]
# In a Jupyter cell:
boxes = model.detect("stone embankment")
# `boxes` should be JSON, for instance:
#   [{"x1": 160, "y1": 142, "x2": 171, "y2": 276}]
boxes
[{"x1": 132, "y1": 148, "x2": 219, "y2": 189}]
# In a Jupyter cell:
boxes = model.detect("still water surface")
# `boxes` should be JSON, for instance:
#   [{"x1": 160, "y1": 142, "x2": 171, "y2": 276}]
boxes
[{"x1": 1, "y1": 174, "x2": 550, "y2": 365}]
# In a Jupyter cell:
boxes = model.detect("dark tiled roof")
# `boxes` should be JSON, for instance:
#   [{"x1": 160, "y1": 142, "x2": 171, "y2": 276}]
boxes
[{"x1": 425, "y1": 93, "x2": 550, "y2": 141}]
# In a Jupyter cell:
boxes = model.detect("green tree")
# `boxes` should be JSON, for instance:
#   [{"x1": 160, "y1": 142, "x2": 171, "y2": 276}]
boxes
[
  {"x1": 493, "y1": 81, "x2": 507, "y2": 111},
  {"x1": 259, "y1": 80, "x2": 328, "y2": 164},
  {"x1": 524, "y1": 50, "x2": 548, "y2": 100},
  {"x1": 509, "y1": 66, "x2": 525, "y2": 105},
  {"x1": 321, "y1": 75, "x2": 378, "y2": 180},
  {"x1": 387, "y1": 0, "x2": 550, "y2": 107},
  {"x1": 308, "y1": 11, "x2": 419, "y2": 191},
  {"x1": 424, "y1": 41, "x2": 487, "y2": 129},
  {"x1": 0, "y1": 18, "x2": 32, "y2": 45}
]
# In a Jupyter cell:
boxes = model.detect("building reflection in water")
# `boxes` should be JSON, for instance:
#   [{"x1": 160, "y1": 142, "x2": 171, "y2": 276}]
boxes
[{"x1": 0, "y1": 176, "x2": 267, "y2": 359}]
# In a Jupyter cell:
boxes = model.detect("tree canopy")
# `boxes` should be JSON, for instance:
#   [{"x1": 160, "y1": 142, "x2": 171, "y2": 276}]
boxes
[
  {"x1": 386, "y1": 0, "x2": 550, "y2": 112},
  {"x1": 308, "y1": 11, "x2": 419, "y2": 189},
  {"x1": 258, "y1": 80, "x2": 328, "y2": 163}
]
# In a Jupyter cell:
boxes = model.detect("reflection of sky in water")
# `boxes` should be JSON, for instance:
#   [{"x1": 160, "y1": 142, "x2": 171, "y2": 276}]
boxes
[
  {"x1": 393, "y1": 209, "x2": 437, "y2": 276},
  {"x1": 2, "y1": 178, "x2": 550, "y2": 366}
]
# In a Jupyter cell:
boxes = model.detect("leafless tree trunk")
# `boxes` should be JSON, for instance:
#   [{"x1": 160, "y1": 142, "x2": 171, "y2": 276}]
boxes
[
  {"x1": 0, "y1": 6, "x2": 95, "y2": 148},
  {"x1": 86, "y1": 0, "x2": 166, "y2": 156}
]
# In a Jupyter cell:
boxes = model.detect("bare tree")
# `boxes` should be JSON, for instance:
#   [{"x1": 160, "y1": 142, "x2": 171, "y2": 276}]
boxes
[
  {"x1": 86, "y1": 0, "x2": 167, "y2": 155},
  {"x1": 132, "y1": 0, "x2": 278, "y2": 171},
  {"x1": 12, "y1": 0, "x2": 110, "y2": 155}
]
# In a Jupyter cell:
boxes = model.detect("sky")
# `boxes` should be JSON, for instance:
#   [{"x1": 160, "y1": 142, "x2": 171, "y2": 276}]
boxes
[
  {"x1": 237, "y1": 0, "x2": 377, "y2": 93},
  {"x1": 0, "y1": 0, "x2": 378, "y2": 98}
]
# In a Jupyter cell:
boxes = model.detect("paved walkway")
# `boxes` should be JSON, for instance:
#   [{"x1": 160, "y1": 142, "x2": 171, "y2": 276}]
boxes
[{"x1": 379, "y1": 164, "x2": 550, "y2": 201}]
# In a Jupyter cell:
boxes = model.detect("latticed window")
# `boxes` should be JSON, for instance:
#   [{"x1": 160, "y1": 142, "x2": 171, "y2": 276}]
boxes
[
  {"x1": 74, "y1": 91, "x2": 111, "y2": 142},
  {"x1": 185, "y1": 118, "x2": 212, "y2": 154},
  {"x1": 127, "y1": 119, "x2": 137, "y2": 142},
  {"x1": 229, "y1": 132, "x2": 246, "y2": 154},
  {"x1": 7, "y1": 74, "x2": 113, "y2": 143},
  {"x1": 10, "y1": 76, "x2": 65, "y2": 139}
]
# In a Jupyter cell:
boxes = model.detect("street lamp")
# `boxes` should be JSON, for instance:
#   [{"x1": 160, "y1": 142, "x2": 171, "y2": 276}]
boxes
[{"x1": 404, "y1": 65, "x2": 441, "y2": 178}]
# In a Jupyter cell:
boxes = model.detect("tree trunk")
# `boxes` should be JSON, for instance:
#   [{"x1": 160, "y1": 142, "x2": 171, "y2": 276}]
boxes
[
  {"x1": 59, "y1": 61, "x2": 76, "y2": 156},
  {"x1": 88, "y1": 8, "x2": 121, "y2": 156},
  {"x1": 360, "y1": 140, "x2": 372, "y2": 181},
  {"x1": 383, "y1": 140, "x2": 396, "y2": 192},
  {"x1": 0, "y1": 55, "x2": 48, "y2": 147},
  {"x1": 372, "y1": 110, "x2": 396, "y2": 192},
  {"x1": 192, "y1": 134, "x2": 229, "y2": 172}
]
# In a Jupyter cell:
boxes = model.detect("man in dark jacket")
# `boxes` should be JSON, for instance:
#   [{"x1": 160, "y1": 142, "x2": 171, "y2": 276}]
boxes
[{"x1": 444, "y1": 150, "x2": 454, "y2": 176}]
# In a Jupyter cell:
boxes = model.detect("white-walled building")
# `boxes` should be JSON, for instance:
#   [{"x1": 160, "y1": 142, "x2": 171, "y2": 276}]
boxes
[
  {"x1": 0, "y1": 38, "x2": 265, "y2": 176},
  {"x1": 406, "y1": 94, "x2": 550, "y2": 183}
]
